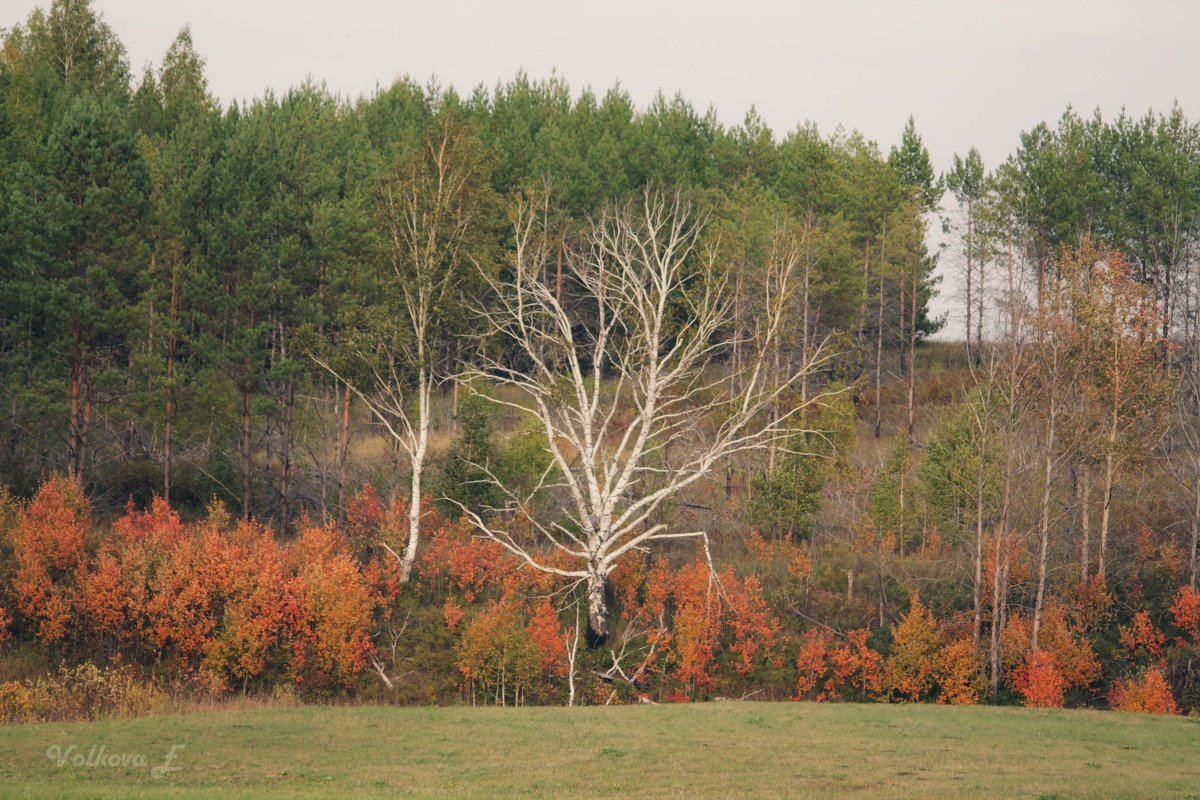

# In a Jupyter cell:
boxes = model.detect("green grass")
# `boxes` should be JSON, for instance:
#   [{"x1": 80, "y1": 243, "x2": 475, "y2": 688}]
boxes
[{"x1": 0, "y1": 702, "x2": 1197, "y2": 799}]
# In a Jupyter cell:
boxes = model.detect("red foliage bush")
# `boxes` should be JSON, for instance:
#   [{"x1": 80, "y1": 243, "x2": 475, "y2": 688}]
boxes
[
  {"x1": 1119, "y1": 611, "x2": 1166, "y2": 662},
  {"x1": 935, "y1": 635, "x2": 985, "y2": 706},
  {"x1": 1108, "y1": 668, "x2": 1179, "y2": 714},
  {"x1": 1170, "y1": 586, "x2": 1200, "y2": 646},
  {"x1": 884, "y1": 594, "x2": 939, "y2": 701},
  {"x1": 2, "y1": 478, "x2": 394, "y2": 695},
  {"x1": 1013, "y1": 650, "x2": 1066, "y2": 708},
  {"x1": 8, "y1": 477, "x2": 89, "y2": 643}
]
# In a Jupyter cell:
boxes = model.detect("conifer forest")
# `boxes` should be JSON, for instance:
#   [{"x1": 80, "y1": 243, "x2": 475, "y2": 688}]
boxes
[{"x1": 3, "y1": 0, "x2": 1200, "y2": 724}]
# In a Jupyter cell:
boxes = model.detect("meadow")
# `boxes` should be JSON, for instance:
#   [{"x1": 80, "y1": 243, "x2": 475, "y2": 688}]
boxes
[{"x1": 0, "y1": 702, "x2": 1197, "y2": 799}]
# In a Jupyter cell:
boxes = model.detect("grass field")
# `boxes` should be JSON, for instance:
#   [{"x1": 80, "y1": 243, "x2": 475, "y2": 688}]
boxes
[{"x1": 0, "y1": 702, "x2": 1197, "y2": 799}]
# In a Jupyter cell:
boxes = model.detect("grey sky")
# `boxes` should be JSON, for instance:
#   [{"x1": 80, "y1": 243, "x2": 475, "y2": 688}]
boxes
[
  {"x1": 10, "y1": 0, "x2": 1199, "y2": 170},
  {"x1": 8, "y1": 0, "x2": 1199, "y2": 335}
]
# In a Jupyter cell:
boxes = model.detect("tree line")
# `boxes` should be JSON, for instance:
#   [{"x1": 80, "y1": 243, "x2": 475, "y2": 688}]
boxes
[
  {"x1": 0, "y1": 0, "x2": 936, "y2": 531},
  {"x1": 3, "y1": 0, "x2": 1200, "y2": 715}
]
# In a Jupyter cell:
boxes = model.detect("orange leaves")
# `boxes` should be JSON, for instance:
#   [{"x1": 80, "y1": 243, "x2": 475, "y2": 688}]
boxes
[
  {"x1": 1170, "y1": 585, "x2": 1200, "y2": 646},
  {"x1": 725, "y1": 574, "x2": 780, "y2": 675},
  {"x1": 1071, "y1": 574, "x2": 1114, "y2": 633},
  {"x1": 795, "y1": 627, "x2": 881, "y2": 702},
  {"x1": 666, "y1": 561, "x2": 783, "y2": 697},
  {"x1": 8, "y1": 476, "x2": 89, "y2": 643},
  {"x1": 1013, "y1": 650, "x2": 1066, "y2": 708},
  {"x1": 874, "y1": 595, "x2": 985, "y2": 704},
  {"x1": 1034, "y1": 605, "x2": 1101, "y2": 689},
  {"x1": 17, "y1": 475, "x2": 88, "y2": 571},
  {"x1": 0, "y1": 603, "x2": 10, "y2": 649},
  {"x1": 1002, "y1": 605, "x2": 1100, "y2": 707},
  {"x1": 2, "y1": 477, "x2": 390, "y2": 694},
  {"x1": 670, "y1": 561, "x2": 721, "y2": 694},
  {"x1": 794, "y1": 601, "x2": 981, "y2": 706},
  {"x1": 1107, "y1": 668, "x2": 1179, "y2": 715},
  {"x1": 795, "y1": 628, "x2": 834, "y2": 700},
  {"x1": 79, "y1": 554, "x2": 127, "y2": 635},
  {"x1": 884, "y1": 594, "x2": 939, "y2": 701},
  {"x1": 1119, "y1": 611, "x2": 1166, "y2": 663},
  {"x1": 455, "y1": 599, "x2": 543, "y2": 705},
  {"x1": 110, "y1": 496, "x2": 184, "y2": 546},
  {"x1": 934, "y1": 636, "x2": 985, "y2": 706},
  {"x1": 525, "y1": 598, "x2": 568, "y2": 677},
  {"x1": 443, "y1": 597, "x2": 465, "y2": 632},
  {"x1": 288, "y1": 522, "x2": 381, "y2": 688},
  {"x1": 598, "y1": 555, "x2": 783, "y2": 700},
  {"x1": 415, "y1": 515, "x2": 515, "y2": 602}
]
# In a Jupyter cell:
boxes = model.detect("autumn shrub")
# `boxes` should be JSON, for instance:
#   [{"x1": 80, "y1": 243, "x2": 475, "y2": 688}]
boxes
[
  {"x1": 456, "y1": 600, "x2": 543, "y2": 706},
  {"x1": 795, "y1": 627, "x2": 881, "y2": 702},
  {"x1": 669, "y1": 561, "x2": 722, "y2": 696},
  {"x1": 288, "y1": 521, "x2": 391, "y2": 693},
  {"x1": 0, "y1": 603, "x2": 10, "y2": 650},
  {"x1": 1108, "y1": 668, "x2": 1179, "y2": 715},
  {"x1": 0, "y1": 478, "x2": 394, "y2": 701},
  {"x1": 15, "y1": 663, "x2": 168, "y2": 722},
  {"x1": 1170, "y1": 585, "x2": 1200, "y2": 646},
  {"x1": 1118, "y1": 610, "x2": 1167, "y2": 665},
  {"x1": 1002, "y1": 604, "x2": 1100, "y2": 704},
  {"x1": 0, "y1": 680, "x2": 34, "y2": 723},
  {"x1": 8, "y1": 476, "x2": 89, "y2": 644},
  {"x1": 1012, "y1": 650, "x2": 1066, "y2": 708},
  {"x1": 934, "y1": 635, "x2": 986, "y2": 705},
  {"x1": 883, "y1": 594, "x2": 939, "y2": 701}
]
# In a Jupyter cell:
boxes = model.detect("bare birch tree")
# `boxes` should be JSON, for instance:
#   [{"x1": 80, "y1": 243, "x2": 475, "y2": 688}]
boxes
[
  {"x1": 457, "y1": 189, "x2": 834, "y2": 643},
  {"x1": 316, "y1": 113, "x2": 490, "y2": 583}
]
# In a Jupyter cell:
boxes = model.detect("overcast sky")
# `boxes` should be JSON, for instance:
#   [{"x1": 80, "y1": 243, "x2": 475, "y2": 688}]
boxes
[
  {"x1": 8, "y1": 0, "x2": 1200, "y2": 334},
  {"x1": 10, "y1": 0, "x2": 1200, "y2": 170}
]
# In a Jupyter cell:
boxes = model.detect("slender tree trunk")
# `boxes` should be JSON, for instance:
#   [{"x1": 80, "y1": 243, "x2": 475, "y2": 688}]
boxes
[
  {"x1": 907, "y1": 261, "x2": 917, "y2": 439},
  {"x1": 1080, "y1": 466, "x2": 1091, "y2": 583},
  {"x1": 164, "y1": 354, "x2": 173, "y2": 503},
  {"x1": 973, "y1": 448, "x2": 986, "y2": 644},
  {"x1": 241, "y1": 359, "x2": 253, "y2": 519},
  {"x1": 398, "y1": 368, "x2": 430, "y2": 584},
  {"x1": 68, "y1": 361, "x2": 82, "y2": 485},
  {"x1": 855, "y1": 243, "x2": 871, "y2": 384},
  {"x1": 1032, "y1": 389, "x2": 1057, "y2": 650},
  {"x1": 965, "y1": 198, "x2": 974, "y2": 361},
  {"x1": 874, "y1": 274, "x2": 885, "y2": 439},
  {"x1": 977, "y1": 253, "x2": 985, "y2": 356},
  {"x1": 898, "y1": 280, "x2": 906, "y2": 377},
  {"x1": 278, "y1": 378, "x2": 294, "y2": 534},
  {"x1": 555, "y1": 234, "x2": 563, "y2": 305},
  {"x1": 1191, "y1": 450, "x2": 1200, "y2": 590},
  {"x1": 336, "y1": 380, "x2": 352, "y2": 525},
  {"x1": 1097, "y1": 408, "x2": 1119, "y2": 582},
  {"x1": 768, "y1": 332, "x2": 781, "y2": 471},
  {"x1": 989, "y1": 524, "x2": 1008, "y2": 696},
  {"x1": 78, "y1": 376, "x2": 92, "y2": 484},
  {"x1": 164, "y1": 260, "x2": 179, "y2": 503}
]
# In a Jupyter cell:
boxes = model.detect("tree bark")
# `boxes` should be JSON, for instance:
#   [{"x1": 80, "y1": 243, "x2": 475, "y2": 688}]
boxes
[
  {"x1": 1080, "y1": 465, "x2": 1091, "y2": 584},
  {"x1": 586, "y1": 568, "x2": 610, "y2": 647},
  {"x1": 1032, "y1": 374, "x2": 1058, "y2": 649},
  {"x1": 278, "y1": 377, "x2": 294, "y2": 534},
  {"x1": 241, "y1": 360, "x2": 253, "y2": 519},
  {"x1": 336, "y1": 380, "x2": 352, "y2": 526},
  {"x1": 907, "y1": 258, "x2": 917, "y2": 439},
  {"x1": 1097, "y1": 410, "x2": 1118, "y2": 582},
  {"x1": 874, "y1": 274, "x2": 885, "y2": 439}
]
